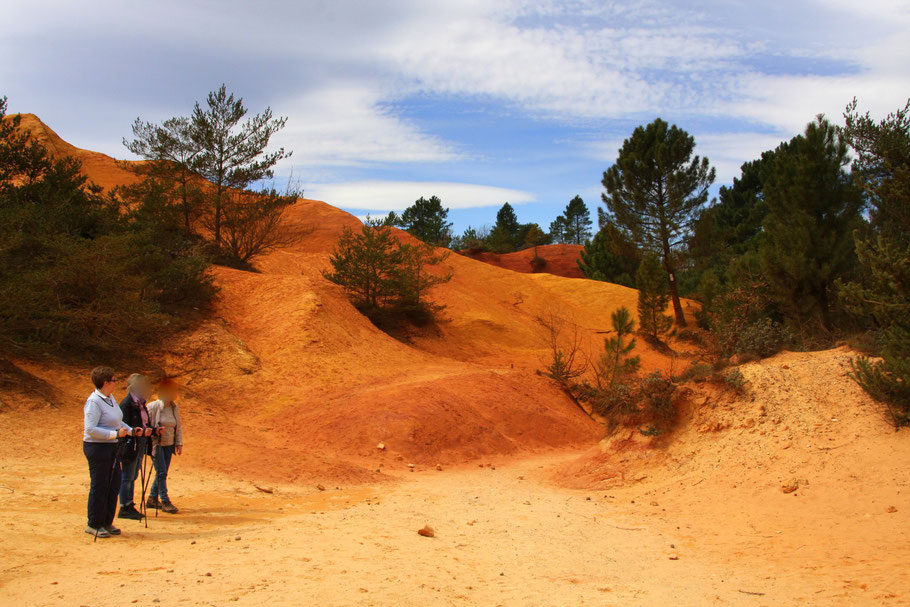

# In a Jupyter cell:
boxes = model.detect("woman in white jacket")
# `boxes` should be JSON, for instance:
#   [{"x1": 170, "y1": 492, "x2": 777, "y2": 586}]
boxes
[
  {"x1": 146, "y1": 378, "x2": 183, "y2": 514},
  {"x1": 83, "y1": 366, "x2": 132, "y2": 537}
]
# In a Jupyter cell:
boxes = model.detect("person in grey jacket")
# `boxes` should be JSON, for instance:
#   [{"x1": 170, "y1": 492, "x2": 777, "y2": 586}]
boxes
[
  {"x1": 83, "y1": 366, "x2": 133, "y2": 538},
  {"x1": 147, "y1": 378, "x2": 184, "y2": 514}
]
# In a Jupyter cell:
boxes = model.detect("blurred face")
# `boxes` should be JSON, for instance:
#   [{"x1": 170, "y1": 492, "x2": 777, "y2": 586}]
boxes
[
  {"x1": 158, "y1": 387, "x2": 177, "y2": 403},
  {"x1": 133, "y1": 380, "x2": 151, "y2": 400}
]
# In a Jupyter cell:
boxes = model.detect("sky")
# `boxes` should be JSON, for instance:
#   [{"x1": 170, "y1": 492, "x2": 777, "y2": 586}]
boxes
[{"x1": 3, "y1": 0, "x2": 909, "y2": 233}]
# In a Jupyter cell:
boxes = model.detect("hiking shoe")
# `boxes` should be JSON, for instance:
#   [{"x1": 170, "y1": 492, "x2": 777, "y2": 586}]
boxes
[
  {"x1": 160, "y1": 500, "x2": 178, "y2": 514},
  {"x1": 104, "y1": 525, "x2": 121, "y2": 535},
  {"x1": 146, "y1": 496, "x2": 161, "y2": 510},
  {"x1": 118, "y1": 505, "x2": 144, "y2": 520},
  {"x1": 85, "y1": 526, "x2": 110, "y2": 538}
]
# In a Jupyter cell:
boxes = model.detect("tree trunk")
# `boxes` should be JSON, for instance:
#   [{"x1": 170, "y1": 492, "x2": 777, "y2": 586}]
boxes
[
  {"x1": 818, "y1": 284, "x2": 832, "y2": 332},
  {"x1": 214, "y1": 187, "x2": 222, "y2": 246},
  {"x1": 661, "y1": 235, "x2": 687, "y2": 327},
  {"x1": 180, "y1": 169, "x2": 191, "y2": 232},
  {"x1": 667, "y1": 269, "x2": 686, "y2": 327}
]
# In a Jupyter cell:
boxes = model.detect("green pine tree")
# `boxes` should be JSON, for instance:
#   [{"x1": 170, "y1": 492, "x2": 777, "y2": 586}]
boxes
[
  {"x1": 550, "y1": 196, "x2": 592, "y2": 244},
  {"x1": 602, "y1": 118, "x2": 715, "y2": 326},
  {"x1": 396, "y1": 195, "x2": 452, "y2": 247},
  {"x1": 577, "y1": 222, "x2": 640, "y2": 286},
  {"x1": 123, "y1": 115, "x2": 203, "y2": 232},
  {"x1": 759, "y1": 116, "x2": 863, "y2": 332},
  {"x1": 842, "y1": 97, "x2": 910, "y2": 242},
  {"x1": 636, "y1": 252, "x2": 674, "y2": 340},
  {"x1": 488, "y1": 202, "x2": 522, "y2": 252},
  {"x1": 838, "y1": 98, "x2": 910, "y2": 427},
  {"x1": 840, "y1": 235, "x2": 910, "y2": 427},
  {"x1": 190, "y1": 85, "x2": 291, "y2": 247}
]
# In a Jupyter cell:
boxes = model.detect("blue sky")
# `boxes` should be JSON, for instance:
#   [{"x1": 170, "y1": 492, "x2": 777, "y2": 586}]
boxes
[{"x1": 3, "y1": 0, "x2": 909, "y2": 234}]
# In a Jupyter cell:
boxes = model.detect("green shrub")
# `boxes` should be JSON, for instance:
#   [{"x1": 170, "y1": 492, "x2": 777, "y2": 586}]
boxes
[
  {"x1": 0, "y1": 98, "x2": 214, "y2": 356},
  {"x1": 636, "y1": 252, "x2": 674, "y2": 341},
  {"x1": 734, "y1": 318, "x2": 791, "y2": 359},
  {"x1": 718, "y1": 368, "x2": 747, "y2": 393},
  {"x1": 323, "y1": 220, "x2": 452, "y2": 331}
]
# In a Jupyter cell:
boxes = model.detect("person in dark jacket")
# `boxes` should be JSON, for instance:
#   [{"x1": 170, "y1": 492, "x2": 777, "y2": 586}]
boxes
[
  {"x1": 83, "y1": 366, "x2": 132, "y2": 538},
  {"x1": 118, "y1": 373, "x2": 153, "y2": 520}
]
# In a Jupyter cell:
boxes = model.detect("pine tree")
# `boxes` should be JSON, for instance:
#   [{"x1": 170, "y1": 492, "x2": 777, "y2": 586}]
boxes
[
  {"x1": 839, "y1": 98, "x2": 910, "y2": 427},
  {"x1": 323, "y1": 220, "x2": 451, "y2": 325},
  {"x1": 123, "y1": 116, "x2": 203, "y2": 232},
  {"x1": 555, "y1": 195, "x2": 592, "y2": 244},
  {"x1": 602, "y1": 118, "x2": 715, "y2": 326},
  {"x1": 488, "y1": 202, "x2": 522, "y2": 252},
  {"x1": 840, "y1": 235, "x2": 910, "y2": 427},
  {"x1": 636, "y1": 252, "x2": 674, "y2": 340},
  {"x1": 577, "y1": 222, "x2": 640, "y2": 286},
  {"x1": 396, "y1": 195, "x2": 452, "y2": 247},
  {"x1": 190, "y1": 85, "x2": 291, "y2": 246},
  {"x1": 759, "y1": 116, "x2": 863, "y2": 332},
  {"x1": 842, "y1": 97, "x2": 910, "y2": 242},
  {"x1": 592, "y1": 306, "x2": 641, "y2": 398},
  {"x1": 549, "y1": 215, "x2": 568, "y2": 244},
  {"x1": 689, "y1": 155, "x2": 771, "y2": 279},
  {"x1": 323, "y1": 222, "x2": 404, "y2": 311}
]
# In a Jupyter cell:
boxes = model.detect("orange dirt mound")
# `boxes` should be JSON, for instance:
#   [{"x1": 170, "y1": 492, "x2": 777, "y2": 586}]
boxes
[
  {"x1": 459, "y1": 244, "x2": 585, "y2": 278},
  {"x1": 555, "y1": 347, "x2": 910, "y2": 596},
  {"x1": 4, "y1": 113, "x2": 142, "y2": 190},
  {"x1": 0, "y1": 115, "x2": 700, "y2": 481}
]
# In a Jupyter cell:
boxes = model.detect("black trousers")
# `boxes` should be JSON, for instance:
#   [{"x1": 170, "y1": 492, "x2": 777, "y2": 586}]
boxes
[{"x1": 83, "y1": 441, "x2": 121, "y2": 529}]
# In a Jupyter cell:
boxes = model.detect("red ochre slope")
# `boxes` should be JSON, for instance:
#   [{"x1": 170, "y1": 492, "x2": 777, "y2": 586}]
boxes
[{"x1": 460, "y1": 244, "x2": 586, "y2": 278}]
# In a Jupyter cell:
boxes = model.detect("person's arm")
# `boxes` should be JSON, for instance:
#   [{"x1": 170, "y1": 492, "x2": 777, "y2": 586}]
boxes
[
  {"x1": 84, "y1": 399, "x2": 117, "y2": 441},
  {"x1": 174, "y1": 404, "x2": 183, "y2": 452},
  {"x1": 147, "y1": 401, "x2": 162, "y2": 439}
]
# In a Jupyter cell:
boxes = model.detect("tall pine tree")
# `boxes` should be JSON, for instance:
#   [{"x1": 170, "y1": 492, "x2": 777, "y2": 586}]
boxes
[
  {"x1": 488, "y1": 202, "x2": 522, "y2": 252},
  {"x1": 759, "y1": 116, "x2": 863, "y2": 332},
  {"x1": 602, "y1": 118, "x2": 715, "y2": 326},
  {"x1": 190, "y1": 85, "x2": 291, "y2": 246},
  {"x1": 550, "y1": 196, "x2": 592, "y2": 244}
]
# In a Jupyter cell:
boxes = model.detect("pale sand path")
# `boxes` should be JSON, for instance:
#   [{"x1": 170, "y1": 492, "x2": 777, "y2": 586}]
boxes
[{"x1": 2, "y1": 448, "x2": 906, "y2": 607}]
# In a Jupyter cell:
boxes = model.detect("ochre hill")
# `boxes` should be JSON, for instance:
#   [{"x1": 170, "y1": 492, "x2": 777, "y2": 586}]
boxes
[
  {"x1": 6, "y1": 113, "x2": 141, "y2": 190},
  {"x1": 3, "y1": 115, "x2": 690, "y2": 483},
  {"x1": 459, "y1": 244, "x2": 585, "y2": 279}
]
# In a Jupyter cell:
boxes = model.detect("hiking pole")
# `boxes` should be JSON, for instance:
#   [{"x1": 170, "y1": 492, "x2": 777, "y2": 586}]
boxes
[
  {"x1": 95, "y1": 437, "x2": 125, "y2": 543},
  {"x1": 137, "y1": 434, "x2": 150, "y2": 528},
  {"x1": 140, "y1": 433, "x2": 157, "y2": 525}
]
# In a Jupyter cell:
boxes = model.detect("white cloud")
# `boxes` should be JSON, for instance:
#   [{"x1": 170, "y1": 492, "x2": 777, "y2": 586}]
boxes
[
  {"x1": 3, "y1": 0, "x2": 909, "y2": 180},
  {"x1": 306, "y1": 181, "x2": 534, "y2": 211},
  {"x1": 273, "y1": 84, "x2": 459, "y2": 167},
  {"x1": 694, "y1": 133, "x2": 788, "y2": 184}
]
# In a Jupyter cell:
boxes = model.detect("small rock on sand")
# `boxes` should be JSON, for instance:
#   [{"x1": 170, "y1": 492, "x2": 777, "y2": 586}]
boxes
[
  {"x1": 316, "y1": 484, "x2": 326, "y2": 491},
  {"x1": 376, "y1": 443, "x2": 385, "y2": 450},
  {"x1": 887, "y1": 506, "x2": 897, "y2": 513},
  {"x1": 781, "y1": 479, "x2": 800, "y2": 494},
  {"x1": 418, "y1": 525, "x2": 435, "y2": 538}
]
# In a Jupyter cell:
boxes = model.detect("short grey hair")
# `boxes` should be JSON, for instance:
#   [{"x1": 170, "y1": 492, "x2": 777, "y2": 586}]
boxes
[{"x1": 126, "y1": 373, "x2": 148, "y2": 391}]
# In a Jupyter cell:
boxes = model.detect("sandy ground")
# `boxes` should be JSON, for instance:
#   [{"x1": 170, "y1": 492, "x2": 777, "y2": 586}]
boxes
[{"x1": 1, "y1": 443, "x2": 907, "y2": 607}]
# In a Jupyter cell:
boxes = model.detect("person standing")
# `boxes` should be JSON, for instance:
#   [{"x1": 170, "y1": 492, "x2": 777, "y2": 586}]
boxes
[
  {"x1": 118, "y1": 373, "x2": 153, "y2": 520},
  {"x1": 147, "y1": 379, "x2": 184, "y2": 514},
  {"x1": 83, "y1": 366, "x2": 132, "y2": 538}
]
